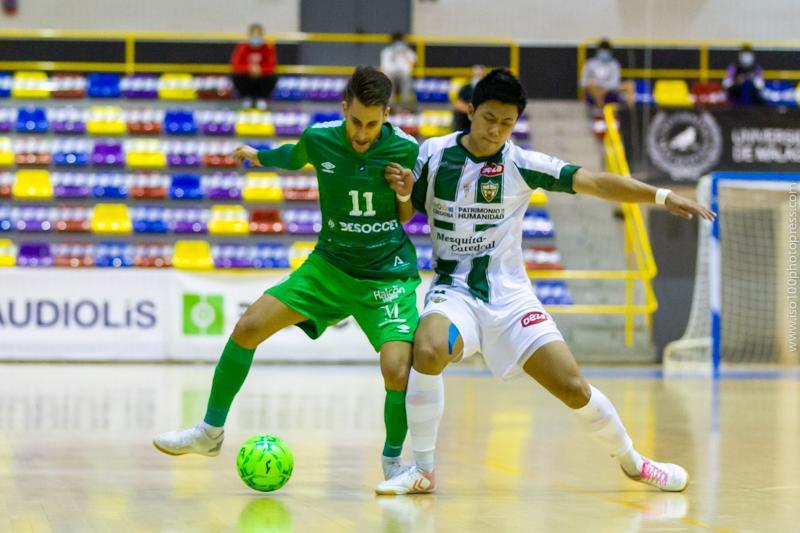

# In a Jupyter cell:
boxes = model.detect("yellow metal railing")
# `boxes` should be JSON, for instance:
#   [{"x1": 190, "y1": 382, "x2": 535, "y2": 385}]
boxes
[
  {"x1": 577, "y1": 38, "x2": 800, "y2": 100},
  {"x1": 527, "y1": 104, "x2": 658, "y2": 346},
  {"x1": 0, "y1": 29, "x2": 519, "y2": 78}
]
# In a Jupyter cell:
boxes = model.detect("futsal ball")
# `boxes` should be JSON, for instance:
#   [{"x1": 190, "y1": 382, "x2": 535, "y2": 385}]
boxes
[{"x1": 236, "y1": 434, "x2": 294, "y2": 492}]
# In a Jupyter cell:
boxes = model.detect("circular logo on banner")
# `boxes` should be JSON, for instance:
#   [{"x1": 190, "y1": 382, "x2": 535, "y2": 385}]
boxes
[{"x1": 646, "y1": 110, "x2": 723, "y2": 181}]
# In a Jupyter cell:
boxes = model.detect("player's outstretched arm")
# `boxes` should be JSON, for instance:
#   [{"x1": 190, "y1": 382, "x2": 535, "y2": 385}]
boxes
[
  {"x1": 384, "y1": 163, "x2": 415, "y2": 224},
  {"x1": 572, "y1": 168, "x2": 716, "y2": 221},
  {"x1": 232, "y1": 145, "x2": 263, "y2": 167},
  {"x1": 233, "y1": 135, "x2": 309, "y2": 171}
]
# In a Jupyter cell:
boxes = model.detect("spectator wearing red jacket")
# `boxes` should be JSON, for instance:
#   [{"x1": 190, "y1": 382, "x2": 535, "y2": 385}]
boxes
[{"x1": 231, "y1": 23, "x2": 278, "y2": 110}]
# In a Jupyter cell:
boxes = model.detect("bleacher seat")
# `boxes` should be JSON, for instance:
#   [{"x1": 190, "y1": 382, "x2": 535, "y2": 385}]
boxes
[
  {"x1": 92, "y1": 203, "x2": 132, "y2": 234},
  {"x1": 403, "y1": 212, "x2": 430, "y2": 235},
  {"x1": 17, "y1": 241, "x2": 53, "y2": 267},
  {"x1": 534, "y1": 281, "x2": 572, "y2": 305},
  {"x1": 763, "y1": 80, "x2": 798, "y2": 107},
  {"x1": 524, "y1": 245, "x2": 563, "y2": 270},
  {"x1": 0, "y1": 238, "x2": 16, "y2": 266},
  {"x1": 0, "y1": 108, "x2": 14, "y2": 132},
  {"x1": 0, "y1": 137, "x2": 13, "y2": 166},
  {"x1": 529, "y1": 190, "x2": 548, "y2": 206},
  {"x1": 91, "y1": 173, "x2": 128, "y2": 199},
  {"x1": 164, "y1": 109, "x2": 198, "y2": 135},
  {"x1": 16, "y1": 107, "x2": 48, "y2": 133},
  {"x1": 512, "y1": 119, "x2": 530, "y2": 140},
  {"x1": 390, "y1": 112, "x2": 420, "y2": 137},
  {"x1": 13, "y1": 206, "x2": 55, "y2": 232},
  {"x1": 208, "y1": 205, "x2": 249, "y2": 235},
  {"x1": 92, "y1": 141, "x2": 125, "y2": 167},
  {"x1": 306, "y1": 77, "x2": 345, "y2": 102},
  {"x1": 289, "y1": 241, "x2": 314, "y2": 269},
  {"x1": 13, "y1": 169, "x2": 53, "y2": 199},
  {"x1": 87, "y1": 73, "x2": 121, "y2": 99},
  {"x1": 195, "y1": 76, "x2": 234, "y2": 100},
  {"x1": 416, "y1": 244, "x2": 432, "y2": 270},
  {"x1": 310, "y1": 112, "x2": 342, "y2": 126},
  {"x1": 172, "y1": 240, "x2": 213, "y2": 270},
  {"x1": 169, "y1": 207, "x2": 208, "y2": 234},
  {"x1": 52, "y1": 139, "x2": 91, "y2": 167},
  {"x1": 198, "y1": 110, "x2": 236, "y2": 136},
  {"x1": 127, "y1": 108, "x2": 163, "y2": 135},
  {"x1": 249, "y1": 208, "x2": 284, "y2": 234},
  {"x1": 51, "y1": 73, "x2": 87, "y2": 99},
  {"x1": 653, "y1": 80, "x2": 693, "y2": 107},
  {"x1": 213, "y1": 243, "x2": 253, "y2": 269},
  {"x1": 419, "y1": 111, "x2": 453, "y2": 138},
  {"x1": 0, "y1": 172, "x2": 12, "y2": 197},
  {"x1": 203, "y1": 173, "x2": 243, "y2": 200},
  {"x1": 165, "y1": 140, "x2": 201, "y2": 167},
  {"x1": 274, "y1": 111, "x2": 309, "y2": 137},
  {"x1": 87, "y1": 106, "x2": 126, "y2": 135},
  {"x1": 415, "y1": 78, "x2": 450, "y2": 103},
  {"x1": 134, "y1": 243, "x2": 172, "y2": 268},
  {"x1": 52, "y1": 172, "x2": 91, "y2": 199},
  {"x1": 691, "y1": 81, "x2": 727, "y2": 107},
  {"x1": 130, "y1": 173, "x2": 169, "y2": 199},
  {"x1": 236, "y1": 111, "x2": 275, "y2": 137},
  {"x1": 121, "y1": 74, "x2": 159, "y2": 99},
  {"x1": 522, "y1": 210, "x2": 555, "y2": 239},
  {"x1": 252, "y1": 242, "x2": 290, "y2": 268},
  {"x1": 282, "y1": 175, "x2": 318, "y2": 201},
  {"x1": 202, "y1": 141, "x2": 237, "y2": 168},
  {"x1": 53, "y1": 243, "x2": 95, "y2": 268},
  {"x1": 125, "y1": 139, "x2": 166, "y2": 169},
  {"x1": 95, "y1": 241, "x2": 134, "y2": 268},
  {"x1": 273, "y1": 77, "x2": 303, "y2": 101},
  {"x1": 634, "y1": 79, "x2": 654, "y2": 105},
  {"x1": 132, "y1": 207, "x2": 169, "y2": 234},
  {"x1": 282, "y1": 208, "x2": 321, "y2": 234},
  {"x1": 14, "y1": 138, "x2": 51, "y2": 166},
  {"x1": 242, "y1": 172, "x2": 282, "y2": 202},
  {"x1": 50, "y1": 107, "x2": 88, "y2": 134},
  {"x1": 0, "y1": 205, "x2": 11, "y2": 231},
  {"x1": 158, "y1": 74, "x2": 197, "y2": 100},
  {"x1": 54, "y1": 206, "x2": 91, "y2": 233},
  {"x1": 0, "y1": 73, "x2": 12, "y2": 98},
  {"x1": 169, "y1": 174, "x2": 203, "y2": 200},
  {"x1": 12, "y1": 72, "x2": 50, "y2": 99}
]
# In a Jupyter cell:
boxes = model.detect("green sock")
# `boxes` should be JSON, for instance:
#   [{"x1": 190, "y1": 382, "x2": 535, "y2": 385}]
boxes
[
  {"x1": 203, "y1": 338, "x2": 256, "y2": 427},
  {"x1": 383, "y1": 389, "x2": 408, "y2": 458}
]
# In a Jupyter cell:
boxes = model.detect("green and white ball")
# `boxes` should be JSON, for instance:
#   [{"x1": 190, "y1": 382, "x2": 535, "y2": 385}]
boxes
[{"x1": 236, "y1": 435, "x2": 294, "y2": 492}]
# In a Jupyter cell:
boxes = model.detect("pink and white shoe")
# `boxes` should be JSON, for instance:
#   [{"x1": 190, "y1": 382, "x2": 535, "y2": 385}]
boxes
[
  {"x1": 375, "y1": 466, "x2": 436, "y2": 495},
  {"x1": 623, "y1": 458, "x2": 690, "y2": 492}
]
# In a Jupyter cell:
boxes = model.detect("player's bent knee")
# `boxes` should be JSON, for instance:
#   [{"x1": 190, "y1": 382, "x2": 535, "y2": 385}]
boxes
[
  {"x1": 561, "y1": 377, "x2": 592, "y2": 409},
  {"x1": 231, "y1": 313, "x2": 266, "y2": 346},
  {"x1": 413, "y1": 342, "x2": 449, "y2": 374},
  {"x1": 382, "y1": 364, "x2": 411, "y2": 390}
]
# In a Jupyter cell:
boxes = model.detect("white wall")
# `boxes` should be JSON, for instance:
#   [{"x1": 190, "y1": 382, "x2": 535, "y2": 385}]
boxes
[
  {"x1": 0, "y1": 0, "x2": 299, "y2": 34},
  {"x1": 412, "y1": 0, "x2": 799, "y2": 44}
]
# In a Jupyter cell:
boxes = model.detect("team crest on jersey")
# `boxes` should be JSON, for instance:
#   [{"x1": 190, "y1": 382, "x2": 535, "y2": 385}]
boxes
[
  {"x1": 480, "y1": 163, "x2": 504, "y2": 177},
  {"x1": 480, "y1": 180, "x2": 500, "y2": 202}
]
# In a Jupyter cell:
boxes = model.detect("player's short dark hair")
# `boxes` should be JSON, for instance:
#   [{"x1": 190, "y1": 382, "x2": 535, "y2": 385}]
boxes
[
  {"x1": 472, "y1": 68, "x2": 527, "y2": 117},
  {"x1": 343, "y1": 66, "x2": 393, "y2": 108},
  {"x1": 248, "y1": 23, "x2": 264, "y2": 34},
  {"x1": 598, "y1": 38, "x2": 612, "y2": 50}
]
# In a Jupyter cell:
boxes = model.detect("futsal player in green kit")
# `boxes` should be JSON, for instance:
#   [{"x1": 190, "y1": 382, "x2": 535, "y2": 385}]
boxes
[{"x1": 153, "y1": 67, "x2": 420, "y2": 481}]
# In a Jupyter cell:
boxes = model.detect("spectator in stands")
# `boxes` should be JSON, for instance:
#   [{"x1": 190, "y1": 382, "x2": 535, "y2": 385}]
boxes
[
  {"x1": 230, "y1": 23, "x2": 278, "y2": 110},
  {"x1": 452, "y1": 64, "x2": 487, "y2": 132},
  {"x1": 723, "y1": 44, "x2": 766, "y2": 106},
  {"x1": 380, "y1": 32, "x2": 417, "y2": 106},
  {"x1": 580, "y1": 39, "x2": 634, "y2": 113}
]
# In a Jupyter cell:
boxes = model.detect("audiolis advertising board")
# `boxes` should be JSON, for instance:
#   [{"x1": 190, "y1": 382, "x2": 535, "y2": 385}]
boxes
[
  {"x1": 0, "y1": 269, "x2": 429, "y2": 361},
  {"x1": 618, "y1": 106, "x2": 800, "y2": 183}
]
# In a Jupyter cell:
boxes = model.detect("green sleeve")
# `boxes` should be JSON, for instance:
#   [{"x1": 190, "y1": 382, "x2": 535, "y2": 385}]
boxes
[
  {"x1": 257, "y1": 130, "x2": 310, "y2": 170},
  {"x1": 515, "y1": 163, "x2": 580, "y2": 194},
  {"x1": 411, "y1": 157, "x2": 430, "y2": 215}
]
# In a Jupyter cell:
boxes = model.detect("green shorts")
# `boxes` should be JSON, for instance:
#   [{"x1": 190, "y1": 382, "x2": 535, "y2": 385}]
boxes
[{"x1": 266, "y1": 253, "x2": 421, "y2": 351}]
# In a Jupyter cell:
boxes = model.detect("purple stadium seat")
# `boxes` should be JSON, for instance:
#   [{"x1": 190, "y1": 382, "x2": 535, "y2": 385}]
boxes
[
  {"x1": 92, "y1": 141, "x2": 125, "y2": 167},
  {"x1": 202, "y1": 173, "x2": 243, "y2": 200},
  {"x1": 252, "y1": 243, "x2": 289, "y2": 269},
  {"x1": 283, "y1": 208, "x2": 322, "y2": 234},
  {"x1": 169, "y1": 207, "x2": 208, "y2": 234},
  {"x1": 403, "y1": 212, "x2": 430, "y2": 235},
  {"x1": 213, "y1": 243, "x2": 254, "y2": 269},
  {"x1": 14, "y1": 206, "x2": 56, "y2": 232},
  {"x1": 121, "y1": 74, "x2": 159, "y2": 99},
  {"x1": 17, "y1": 242, "x2": 53, "y2": 267}
]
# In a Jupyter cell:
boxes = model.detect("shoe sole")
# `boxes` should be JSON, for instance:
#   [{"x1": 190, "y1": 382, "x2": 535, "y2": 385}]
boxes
[
  {"x1": 622, "y1": 466, "x2": 690, "y2": 492},
  {"x1": 375, "y1": 486, "x2": 436, "y2": 496},
  {"x1": 152, "y1": 440, "x2": 220, "y2": 457}
]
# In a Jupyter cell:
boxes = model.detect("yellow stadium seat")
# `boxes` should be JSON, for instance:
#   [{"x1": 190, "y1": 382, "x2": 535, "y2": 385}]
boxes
[
  {"x1": 158, "y1": 73, "x2": 197, "y2": 100},
  {"x1": 208, "y1": 205, "x2": 249, "y2": 235},
  {"x1": 0, "y1": 137, "x2": 14, "y2": 167},
  {"x1": 126, "y1": 140, "x2": 166, "y2": 168},
  {"x1": 419, "y1": 110, "x2": 453, "y2": 138},
  {"x1": 92, "y1": 203, "x2": 132, "y2": 234},
  {"x1": 796, "y1": 83, "x2": 800, "y2": 105},
  {"x1": 449, "y1": 77, "x2": 469, "y2": 103},
  {"x1": 172, "y1": 240, "x2": 214, "y2": 270},
  {"x1": 289, "y1": 241, "x2": 315, "y2": 270},
  {"x1": 0, "y1": 239, "x2": 16, "y2": 267},
  {"x1": 529, "y1": 190, "x2": 548, "y2": 206},
  {"x1": 12, "y1": 71, "x2": 50, "y2": 98},
  {"x1": 13, "y1": 169, "x2": 53, "y2": 200},
  {"x1": 242, "y1": 172, "x2": 283, "y2": 202},
  {"x1": 87, "y1": 106, "x2": 126, "y2": 136},
  {"x1": 235, "y1": 111, "x2": 276, "y2": 137},
  {"x1": 653, "y1": 80, "x2": 693, "y2": 107}
]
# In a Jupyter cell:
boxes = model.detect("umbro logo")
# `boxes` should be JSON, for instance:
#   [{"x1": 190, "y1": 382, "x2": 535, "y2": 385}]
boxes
[{"x1": 322, "y1": 161, "x2": 336, "y2": 173}]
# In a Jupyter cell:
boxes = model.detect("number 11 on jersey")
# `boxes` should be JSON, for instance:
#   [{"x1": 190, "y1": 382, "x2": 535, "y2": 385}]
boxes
[{"x1": 349, "y1": 190, "x2": 377, "y2": 217}]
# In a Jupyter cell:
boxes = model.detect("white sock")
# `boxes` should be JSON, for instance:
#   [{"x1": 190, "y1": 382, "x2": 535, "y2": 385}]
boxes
[
  {"x1": 201, "y1": 421, "x2": 223, "y2": 438},
  {"x1": 406, "y1": 368, "x2": 444, "y2": 473},
  {"x1": 573, "y1": 385, "x2": 643, "y2": 475}
]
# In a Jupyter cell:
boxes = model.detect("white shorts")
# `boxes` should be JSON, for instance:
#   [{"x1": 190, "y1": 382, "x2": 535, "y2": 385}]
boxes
[{"x1": 420, "y1": 285, "x2": 564, "y2": 380}]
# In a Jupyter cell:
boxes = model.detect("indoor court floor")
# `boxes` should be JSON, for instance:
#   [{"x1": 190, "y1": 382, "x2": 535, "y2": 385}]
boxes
[{"x1": 0, "y1": 363, "x2": 798, "y2": 532}]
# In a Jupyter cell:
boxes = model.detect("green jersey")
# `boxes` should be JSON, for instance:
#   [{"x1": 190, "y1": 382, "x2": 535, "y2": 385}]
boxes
[{"x1": 258, "y1": 120, "x2": 420, "y2": 280}]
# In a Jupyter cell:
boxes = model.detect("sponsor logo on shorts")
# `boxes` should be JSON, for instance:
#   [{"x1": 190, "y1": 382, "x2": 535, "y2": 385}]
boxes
[
  {"x1": 373, "y1": 286, "x2": 406, "y2": 303},
  {"x1": 338, "y1": 220, "x2": 399, "y2": 234},
  {"x1": 521, "y1": 311, "x2": 548, "y2": 328}
]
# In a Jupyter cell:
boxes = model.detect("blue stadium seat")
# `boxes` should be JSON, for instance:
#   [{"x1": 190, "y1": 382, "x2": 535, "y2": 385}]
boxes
[
  {"x1": 91, "y1": 173, "x2": 129, "y2": 199},
  {"x1": 763, "y1": 80, "x2": 798, "y2": 107},
  {"x1": 310, "y1": 112, "x2": 342, "y2": 125},
  {"x1": 95, "y1": 241, "x2": 134, "y2": 268},
  {"x1": 132, "y1": 207, "x2": 169, "y2": 234},
  {"x1": 16, "y1": 107, "x2": 48, "y2": 133},
  {"x1": 634, "y1": 79, "x2": 654, "y2": 105},
  {"x1": 87, "y1": 73, "x2": 122, "y2": 99},
  {"x1": 169, "y1": 174, "x2": 203, "y2": 200},
  {"x1": 252, "y1": 243, "x2": 290, "y2": 268},
  {"x1": 0, "y1": 73, "x2": 11, "y2": 98},
  {"x1": 164, "y1": 109, "x2": 198, "y2": 135}
]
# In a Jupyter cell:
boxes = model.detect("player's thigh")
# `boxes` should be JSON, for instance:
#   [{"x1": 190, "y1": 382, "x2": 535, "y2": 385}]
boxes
[
  {"x1": 414, "y1": 288, "x2": 479, "y2": 373},
  {"x1": 352, "y1": 276, "x2": 420, "y2": 352},
  {"x1": 379, "y1": 341, "x2": 413, "y2": 390},
  {"x1": 233, "y1": 293, "x2": 308, "y2": 346},
  {"x1": 522, "y1": 340, "x2": 591, "y2": 409}
]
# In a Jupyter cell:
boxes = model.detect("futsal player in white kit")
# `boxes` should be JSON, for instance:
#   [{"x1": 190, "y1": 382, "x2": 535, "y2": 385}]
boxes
[{"x1": 377, "y1": 69, "x2": 715, "y2": 495}]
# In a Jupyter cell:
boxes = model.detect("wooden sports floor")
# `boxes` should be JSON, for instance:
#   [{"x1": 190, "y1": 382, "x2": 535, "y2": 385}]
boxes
[{"x1": 0, "y1": 363, "x2": 798, "y2": 532}]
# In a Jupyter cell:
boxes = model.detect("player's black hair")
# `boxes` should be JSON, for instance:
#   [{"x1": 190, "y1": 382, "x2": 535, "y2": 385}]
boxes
[
  {"x1": 598, "y1": 38, "x2": 612, "y2": 50},
  {"x1": 471, "y1": 68, "x2": 527, "y2": 117},
  {"x1": 343, "y1": 66, "x2": 393, "y2": 108},
  {"x1": 391, "y1": 32, "x2": 405, "y2": 43}
]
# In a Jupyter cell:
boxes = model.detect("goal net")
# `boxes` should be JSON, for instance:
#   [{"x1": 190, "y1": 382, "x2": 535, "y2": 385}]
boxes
[{"x1": 664, "y1": 173, "x2": 800, "y2": 371}]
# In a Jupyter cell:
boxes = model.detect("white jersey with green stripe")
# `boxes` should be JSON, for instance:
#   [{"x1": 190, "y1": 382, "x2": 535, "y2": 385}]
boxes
[{"x1": 411, "y1": 132, "x2": 580, "y2": 305}]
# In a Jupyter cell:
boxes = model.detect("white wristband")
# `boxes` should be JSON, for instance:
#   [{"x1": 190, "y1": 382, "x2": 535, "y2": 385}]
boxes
[
  {"x1": 396, "y1": 193, "x2": 411, "y2": 202},
  {"x1": 655, "y1": 188, "x2": 672, "y2": 205}
]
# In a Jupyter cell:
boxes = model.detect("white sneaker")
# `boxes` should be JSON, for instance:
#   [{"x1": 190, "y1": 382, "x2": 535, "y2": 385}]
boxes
[
  {"x1": 375, "y1": 466, "x2": 436, "y2": 495},
  {"x1": 623, "y1": 458, "x2": 689, "y2": 492},
  {"x1": 383, "y1": 460, "x2": 413, "y2": 480},
  {"x1": 152, "y1": 423, "x2": 224, "y2": 457}
]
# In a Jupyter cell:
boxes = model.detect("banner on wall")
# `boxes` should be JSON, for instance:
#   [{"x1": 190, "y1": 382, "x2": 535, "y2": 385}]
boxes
[
  {"x1": 618, "y1": 107, "x2": 800, "y2": 184},
  {"x1": 0, "y1": 269, "x2": 430, "y2": 361}
]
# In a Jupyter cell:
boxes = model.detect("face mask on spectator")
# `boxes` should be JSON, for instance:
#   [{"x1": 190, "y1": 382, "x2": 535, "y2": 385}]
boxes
[
  {"x1": 739, "y1": 52, "x2": 754, "y2": 67},
  {"x1": 597, "y1": 49, "x2": 612, "y2": 61},
  {"x1": 250, "y1": 36, "x2": 264, "y2": 47}
]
